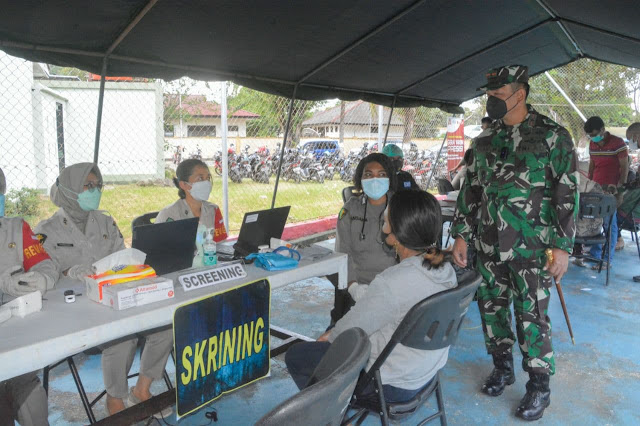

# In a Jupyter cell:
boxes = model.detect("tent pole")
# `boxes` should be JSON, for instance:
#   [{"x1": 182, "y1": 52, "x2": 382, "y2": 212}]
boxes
[
  {"x1": 377, "y1": 105, "x2": 384, "y2": 146},
  {"x1": 271, "y1": 85, "x2": 299, "y2": 209},
  {"x1": 220, "y1": 81, "x2": 229, "y2": 231},
  {"x1": 425, "y1": 125, "x2": 448, "y2": 190},
  {"x1": 382, "y1": 96, "x2": 397, "y2": 147},
  {"x1": 93, "y1": 57, "x2": 108, "y2": 164},
  {"x1": 544, "y1": 71, "x2": 587, "y2": 122}
]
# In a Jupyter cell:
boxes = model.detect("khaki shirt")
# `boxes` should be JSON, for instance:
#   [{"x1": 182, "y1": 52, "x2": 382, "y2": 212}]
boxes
[
  {"x1": 335, "y1": 194, "x2": 397, "y2": 284},
  {"x1": 35, "y1": 209, "x2": 125, "y2": 272},
  {"x1": 156, "y1": 199, "x2": 227, "y2": 241},
  {"x1": 0, "y1": 217, "x2": 58, "y2": 290}
]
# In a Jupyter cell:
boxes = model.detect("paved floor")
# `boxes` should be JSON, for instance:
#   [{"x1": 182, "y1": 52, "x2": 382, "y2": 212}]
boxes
[{"x1": 45, "y1": 234, "x2": 640, "y2": 425}]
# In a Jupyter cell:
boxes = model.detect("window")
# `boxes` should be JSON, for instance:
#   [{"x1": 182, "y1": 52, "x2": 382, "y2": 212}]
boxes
[
  {"x1": 187, "y1": 125, "x2": 216, "y2": 137},
  {"x1": 228, "y1": 125, "x2": 239, "y2": 132},
  {"x1": 371, "y1": 126, "x2": 379, "y2": 133},
  {"x1": 164, "y1": 124, "x2": 174, "y2": 137}
]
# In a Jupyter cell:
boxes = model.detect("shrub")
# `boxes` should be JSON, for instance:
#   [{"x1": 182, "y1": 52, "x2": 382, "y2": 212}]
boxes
[{"x1": 5, "y1": 188, "x2": 41, "y2": 218}]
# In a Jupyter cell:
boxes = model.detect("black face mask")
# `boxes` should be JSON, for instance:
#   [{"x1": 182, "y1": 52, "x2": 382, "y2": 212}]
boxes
[{"x1": 486, "y1": 90, "x2": 519, "y2": 120}]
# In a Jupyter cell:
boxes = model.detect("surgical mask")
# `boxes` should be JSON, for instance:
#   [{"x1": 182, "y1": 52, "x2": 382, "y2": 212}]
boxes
[
  {"x1": 0, "y1": 194, "x2": 5, "y2": 217},
  {"x1": 589, "y1": 134, "x2": 604, "y2": 143},
  {"x1": 486, "y1": 90, "x2": 519, "y2": 120},
  {"x1": 362, "y1": 177, "x2": 389, "y2": 200},
  {"x1": 77, "y1": 188, "x2": 102, "y2": 211},
  {"x1": 189, "y1": 181, "x2": 212, "y2": 201}
]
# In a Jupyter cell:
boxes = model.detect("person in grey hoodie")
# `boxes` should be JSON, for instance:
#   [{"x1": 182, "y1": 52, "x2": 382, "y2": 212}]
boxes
[{"x1": 285, "y1": 190, "x2": 457, "y2": 402}]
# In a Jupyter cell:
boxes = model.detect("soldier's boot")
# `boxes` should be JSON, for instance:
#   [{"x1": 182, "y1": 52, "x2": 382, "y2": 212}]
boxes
[
  {"x1": 481, "y1": 352, "x2": 515, "y2": 396},
  {"x1": 515, "y1": 373, "x2": 551, "y2": 421}
]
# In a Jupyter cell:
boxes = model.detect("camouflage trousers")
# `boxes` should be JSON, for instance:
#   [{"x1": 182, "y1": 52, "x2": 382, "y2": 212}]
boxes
[{"x1": 476, "y1": 254, "x2": 555, "y2": 375}]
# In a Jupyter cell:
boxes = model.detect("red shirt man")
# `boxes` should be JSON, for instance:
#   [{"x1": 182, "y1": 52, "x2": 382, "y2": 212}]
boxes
[{"x1": 585, "y1": 116, "x2": 629, "y2": 188}]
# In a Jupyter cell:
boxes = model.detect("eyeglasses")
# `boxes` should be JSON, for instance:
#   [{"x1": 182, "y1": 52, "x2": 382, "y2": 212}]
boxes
[{"x1": 83, "y1": 181, "x2": 103, "y2": 190}]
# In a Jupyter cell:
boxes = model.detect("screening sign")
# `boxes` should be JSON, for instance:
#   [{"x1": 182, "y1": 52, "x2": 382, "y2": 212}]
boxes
[{"x1": 173, "y1": 278, "x2": 270, "y2": 418}]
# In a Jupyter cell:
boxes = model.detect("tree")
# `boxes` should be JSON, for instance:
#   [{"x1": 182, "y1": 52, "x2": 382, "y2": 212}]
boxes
[
  {"x1": 402, "y1": 108, "x2": 416, "y2": 143},
  {"x1": 529, "y1": 59, "x2": 635, "y2": 144},
  {"x1": 228, "y1": 85, "x2": 325, "y2": 145}
]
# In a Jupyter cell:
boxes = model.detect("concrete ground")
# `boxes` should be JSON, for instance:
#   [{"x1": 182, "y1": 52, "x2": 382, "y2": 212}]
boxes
[{"x1": 45, "y1": 233, "x2": 640, "y2": 425}]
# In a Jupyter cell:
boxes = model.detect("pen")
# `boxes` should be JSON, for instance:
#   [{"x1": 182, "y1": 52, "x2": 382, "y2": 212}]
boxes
[{"x1": 11, "y1": 267, "x2": 28, "y2": 285}]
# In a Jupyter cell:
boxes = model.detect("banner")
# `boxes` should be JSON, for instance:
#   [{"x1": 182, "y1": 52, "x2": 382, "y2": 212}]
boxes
[
  {"x1": 446, "y1": 117, "x2": 465, "y2": 173},
  {"x1": 173, "y1": 279, "x2": 271, "y2": 418}
]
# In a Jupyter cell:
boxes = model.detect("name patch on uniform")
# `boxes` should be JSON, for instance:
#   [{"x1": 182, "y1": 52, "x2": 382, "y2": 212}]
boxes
[{"x1": 178, "y1": 262, "x2": 247, "y2": 292}]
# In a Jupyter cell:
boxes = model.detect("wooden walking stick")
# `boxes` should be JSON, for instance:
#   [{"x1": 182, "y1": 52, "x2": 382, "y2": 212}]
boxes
[{"x1": 545, "y1": 248, "x2": 575, "y2": 345}]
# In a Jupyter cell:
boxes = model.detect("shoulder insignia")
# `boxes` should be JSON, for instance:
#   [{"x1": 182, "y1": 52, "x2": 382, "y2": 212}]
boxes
[
  {"x1": 35, "y1": 233, "x2": 47, "y2": 244},
  {"x1": 338, "y1": 207, "x2": 348, "y2": 220}
]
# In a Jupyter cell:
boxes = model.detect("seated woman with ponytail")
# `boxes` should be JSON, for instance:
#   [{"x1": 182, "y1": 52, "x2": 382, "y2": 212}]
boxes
[
  {"x1": 285, "y1": 190, "x2": 457, "y2": 402},
  {"x1": 156, "y1": 159, "x2": 227, "y2": 241}
]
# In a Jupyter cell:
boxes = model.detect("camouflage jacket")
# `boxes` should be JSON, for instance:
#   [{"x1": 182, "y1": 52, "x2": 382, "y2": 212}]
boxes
[{"x1": 451, "y1": 105, "x2": 578, "y2": 262}]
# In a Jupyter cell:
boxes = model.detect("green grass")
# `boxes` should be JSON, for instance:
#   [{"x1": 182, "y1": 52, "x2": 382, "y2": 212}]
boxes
[{"x1": 27, "y1": 178, "x2": 350, "y2": 244}]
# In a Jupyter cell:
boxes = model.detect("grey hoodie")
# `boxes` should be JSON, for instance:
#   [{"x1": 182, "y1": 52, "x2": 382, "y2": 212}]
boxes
[{"x1": 329, "y1": 255, "x2": 457, "y2": 390}]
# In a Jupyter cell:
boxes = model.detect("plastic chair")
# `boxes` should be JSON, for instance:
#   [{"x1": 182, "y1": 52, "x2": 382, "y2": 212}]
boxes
[
  {"x1": 617, "y1": 191, "x2": 640, "y2": 260},
  {"x1": 256, "y1": 327, "x2": 371, "y2": 426},
  {"x1": 573, "y1": 193, "x2": 617, "y2": 286},
  {"x1": 131, "y1": 211, "x2": 159, "y2": 232},
  {"x1": 342, "y1": 186, "x2": 359, "y2": 203},
  {"x1": 343, "y1": 270, "x2": 482, "y2": 426}
]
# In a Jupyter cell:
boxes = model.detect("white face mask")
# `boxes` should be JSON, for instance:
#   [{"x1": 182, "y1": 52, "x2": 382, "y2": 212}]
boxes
[{"x1": 189, "y1": 180, "x2": 212, "y2": 201}]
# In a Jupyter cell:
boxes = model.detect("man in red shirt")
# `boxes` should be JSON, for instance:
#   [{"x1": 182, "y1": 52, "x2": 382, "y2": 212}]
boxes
[{"x1": 585, "y1": 116, "x2": 629, "y2": 269}]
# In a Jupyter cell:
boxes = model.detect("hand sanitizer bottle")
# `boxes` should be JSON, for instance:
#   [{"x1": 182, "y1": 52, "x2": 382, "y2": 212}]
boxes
[{"x1": 203, "y1": 233, "x2": 218, "y2": 266}]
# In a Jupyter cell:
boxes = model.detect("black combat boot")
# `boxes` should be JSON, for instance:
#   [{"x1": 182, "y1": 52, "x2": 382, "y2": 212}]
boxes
[
  {"x1": 515, "y1": 373, "x2": 551, "y2": 421},
  {"x1": 481, "y1": 352, "x2": 515, "y2": 396}
]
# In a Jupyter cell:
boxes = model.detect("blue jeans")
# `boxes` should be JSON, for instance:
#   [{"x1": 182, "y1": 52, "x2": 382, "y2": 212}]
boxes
[
  {"x1": 590, "y1": 211, "x2": 617, "y2": 264},
  {"x1": 284, "y1": 341, "x2": 422, "y2": 403}
]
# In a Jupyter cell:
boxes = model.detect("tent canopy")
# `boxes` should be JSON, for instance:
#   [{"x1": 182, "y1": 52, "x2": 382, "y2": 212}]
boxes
[{"x1": 1, "y1": 0, "x2": 639, "y2": 113}]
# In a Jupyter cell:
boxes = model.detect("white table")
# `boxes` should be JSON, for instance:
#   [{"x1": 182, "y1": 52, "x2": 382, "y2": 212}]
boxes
[{"x1": 0, "y1": 248, "x2": 347, "y2": 382}]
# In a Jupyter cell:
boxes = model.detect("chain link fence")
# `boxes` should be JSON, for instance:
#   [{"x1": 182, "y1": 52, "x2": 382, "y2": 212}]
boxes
[{"x1": 1, "y1": 50, "x2": 638, "y2": 243}]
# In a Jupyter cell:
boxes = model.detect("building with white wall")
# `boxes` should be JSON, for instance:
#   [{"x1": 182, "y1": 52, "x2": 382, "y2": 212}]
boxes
[
  {"x1": 0, "y1": 50, "x2": 164, "y2": 189},
  {"x1": 302, "y1": 100, "x2": 404, "y2": 139},
  {"x1": 164, "y1": 94, "x2": 259, "y2": 138}
]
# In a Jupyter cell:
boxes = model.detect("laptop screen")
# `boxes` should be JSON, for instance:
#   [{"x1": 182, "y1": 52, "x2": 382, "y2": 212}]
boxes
[
  {"x1": 132, "y1": 217, "x2": 199, "y2": 275},
  {"x1": 234, "y1": 206, "x2": 291, "y2": 256}
]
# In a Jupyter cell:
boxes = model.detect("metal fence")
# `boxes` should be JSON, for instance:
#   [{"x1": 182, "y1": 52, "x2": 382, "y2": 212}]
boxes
[{"x1": 1, "y1": 50, "x2": 638, "y2": 242}]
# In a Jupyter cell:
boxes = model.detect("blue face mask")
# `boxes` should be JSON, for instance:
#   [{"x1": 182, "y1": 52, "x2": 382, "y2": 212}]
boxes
[
  {"x1": 362, "y1": 177, "x2": 390, "y2": 200},
  {"x1": 77, "y1": 188, "x2": 102, "y2": 211},
  {"x1": 589, "y1": 134, "x2": 604, "y2": 143},
  {"x1": 0, "y1": 194, "x2": 5, "y2": 217}
]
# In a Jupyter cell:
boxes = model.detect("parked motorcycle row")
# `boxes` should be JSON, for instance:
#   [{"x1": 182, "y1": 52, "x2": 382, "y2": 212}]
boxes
[{"x1": 209, "y1": 142, "x2": 449, "y2": 189}]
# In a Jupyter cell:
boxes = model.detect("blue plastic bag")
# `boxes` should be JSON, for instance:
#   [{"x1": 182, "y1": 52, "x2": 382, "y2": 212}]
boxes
[{"x1": 246, "y1": 247, "x2": 301, "y2": 271}]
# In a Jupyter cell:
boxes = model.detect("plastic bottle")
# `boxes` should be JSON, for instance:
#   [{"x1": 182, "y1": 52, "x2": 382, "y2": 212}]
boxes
[
  {"x1": 203, "y1": 233, "x2": 218, "y2": 266},
  {"x1": 192, "y1": 224, "x2": 207, "y2": 268}
]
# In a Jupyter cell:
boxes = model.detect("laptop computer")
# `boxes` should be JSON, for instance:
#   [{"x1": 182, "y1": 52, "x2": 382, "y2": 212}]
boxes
[
  {"x1": 132, "y1": 217, "x2": 199, "y2": 275},
  {"x1": 230, "y1": 206, "x2": 291, "y2": 258}
]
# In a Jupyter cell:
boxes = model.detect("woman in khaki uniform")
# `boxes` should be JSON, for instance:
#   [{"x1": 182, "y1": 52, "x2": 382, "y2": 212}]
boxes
[
  {"x1": 36, "y1": 163, "x2": 173, "y2": 416},
  {"x1": 156, "y1": 159, "x2": 227, "y2": 241},
  {"x1": 0, "y1": 167, "x2": 57, "y2": 426}
]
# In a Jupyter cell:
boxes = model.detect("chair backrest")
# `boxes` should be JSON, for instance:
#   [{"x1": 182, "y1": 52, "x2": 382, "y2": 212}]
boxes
[
  {"x1": 131, "y1": 211, "x2": 159, "y2": 233},
  {"x1": 342, "y1": 185, "x2": 359, "y2": 203},
  {"x1": 366, "y1": 269, "x2": 482, "y2": 376},
  {"x1": 256, "y1": 328, "x2": 371, "y2": 426},
  {"x1": 579, "y1": 193, "x2": 617, "y2": 220}
]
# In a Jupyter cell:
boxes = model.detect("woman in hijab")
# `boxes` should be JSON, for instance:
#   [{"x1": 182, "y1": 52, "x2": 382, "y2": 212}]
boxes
[{"x1": 36, "y1": 163, "x2": 173, "y2": 416}]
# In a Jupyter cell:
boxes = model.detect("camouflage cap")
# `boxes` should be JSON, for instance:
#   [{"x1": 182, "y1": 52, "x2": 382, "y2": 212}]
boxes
[
  {"x1": 0, "y1": 167, "x2": 5, "y2": 195},
  {"x1": 382, "y1": 143, "x2": 404, "y2": 158},
  {"x1": 478, "y1": 65, "x2": 529, "y2": 91}
]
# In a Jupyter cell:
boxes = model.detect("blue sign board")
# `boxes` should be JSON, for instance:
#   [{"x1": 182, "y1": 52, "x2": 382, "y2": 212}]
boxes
[{"x1": 173, "y1": 279, "x2": 270, "y2": 418}]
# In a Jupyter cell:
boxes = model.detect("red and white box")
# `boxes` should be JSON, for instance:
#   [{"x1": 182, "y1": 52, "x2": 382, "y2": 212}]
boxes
[{"x1": 102, "y1": 276, "x2": 174, "y2": 310}]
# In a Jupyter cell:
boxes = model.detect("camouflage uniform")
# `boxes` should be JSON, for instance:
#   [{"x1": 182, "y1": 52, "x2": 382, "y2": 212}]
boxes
[{"x1": 451, "y1": 104, "x2": 578, "y2": 375}]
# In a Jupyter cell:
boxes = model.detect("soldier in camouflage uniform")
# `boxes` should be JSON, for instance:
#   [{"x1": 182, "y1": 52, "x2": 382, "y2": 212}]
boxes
[{"x1": 451, "y1": 65, "x2": 578, "y2": 421}]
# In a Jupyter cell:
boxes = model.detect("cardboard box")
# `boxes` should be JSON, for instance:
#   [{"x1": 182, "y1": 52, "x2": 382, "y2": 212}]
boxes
[{"x1": 102, "y1": 277, "x2": 175, "y2": 310}]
